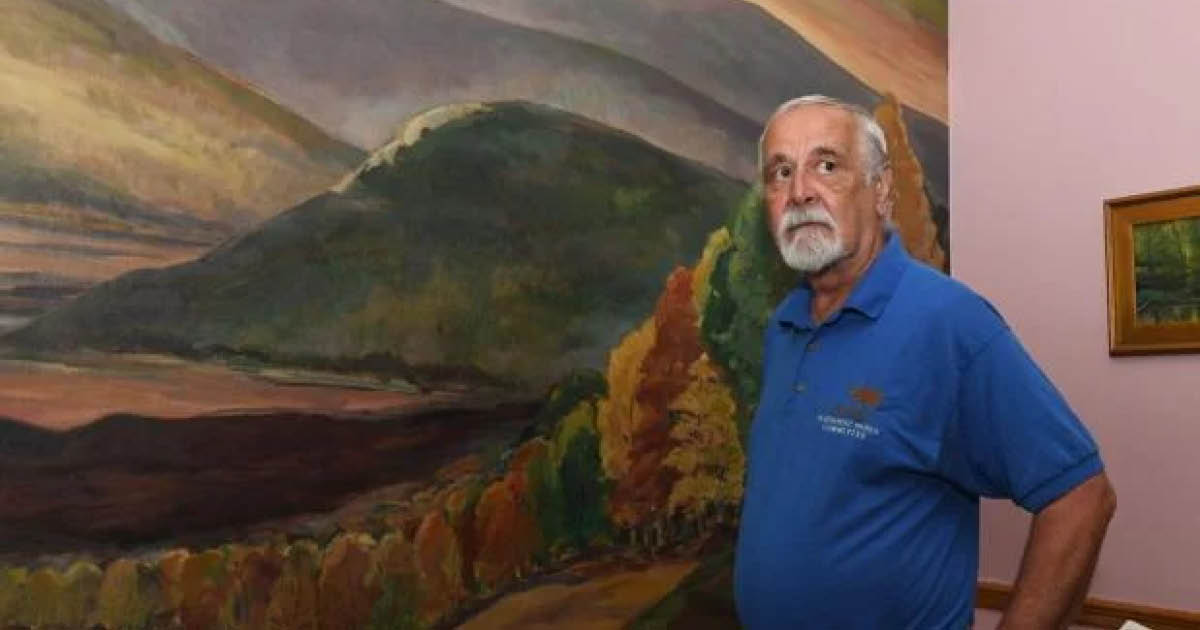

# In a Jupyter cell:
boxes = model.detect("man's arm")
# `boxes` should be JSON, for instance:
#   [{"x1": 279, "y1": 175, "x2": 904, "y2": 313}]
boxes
[{"x1": 998, "y1": 472, "x2": 1117, "y2": 630}]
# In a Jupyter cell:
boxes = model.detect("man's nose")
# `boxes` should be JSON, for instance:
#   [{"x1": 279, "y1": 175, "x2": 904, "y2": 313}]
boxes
[{"x1": 788, "y1": 171, "x2": 818, "y2": 206}]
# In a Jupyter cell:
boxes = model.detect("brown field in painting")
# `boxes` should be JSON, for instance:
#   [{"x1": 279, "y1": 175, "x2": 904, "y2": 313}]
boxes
[
  {"x1": 0, "y1": 399, "x2": 538, "y2": 559},
  {"x1": 0, "y1": 353, "x2": 492, "y2": 431},
  {"x1": 456, "y1": 558, "x2": 698, "y2": 630},
  {"x1": 0, "y1": 352, "x2": 538, "y2": 560}
]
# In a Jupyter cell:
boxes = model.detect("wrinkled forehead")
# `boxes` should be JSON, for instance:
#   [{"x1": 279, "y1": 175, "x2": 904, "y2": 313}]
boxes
[{"x1": 762, "y1": 105, "x2": 861, "y2": 161}]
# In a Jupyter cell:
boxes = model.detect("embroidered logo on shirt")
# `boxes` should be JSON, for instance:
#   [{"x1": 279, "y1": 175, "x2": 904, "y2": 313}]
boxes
[
  {"x1": 850, "y1": 386, "x2": 884, "y2": 408},
  {"x1": 816, "y1": 385, "x2": 884, "y2": 440}
]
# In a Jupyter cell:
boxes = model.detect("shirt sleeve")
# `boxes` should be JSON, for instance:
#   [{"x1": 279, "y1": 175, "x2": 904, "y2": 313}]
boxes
[{"x1": 938, "y1": 327, "x2": 1103, "y2": 513}]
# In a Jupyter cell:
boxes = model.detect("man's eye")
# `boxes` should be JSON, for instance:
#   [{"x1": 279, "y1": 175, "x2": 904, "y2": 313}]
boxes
[
  {"x1": 816, "y1": 160, "x2": 837, "y2": 174},
  {"x1": 768, "y1": 165, "x2": 793, "y2": 183}
]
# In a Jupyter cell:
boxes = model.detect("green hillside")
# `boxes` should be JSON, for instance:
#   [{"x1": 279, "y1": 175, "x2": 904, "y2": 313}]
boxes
[{"x1": 6, "y1": 102, "x2": 748, "y2": 389}]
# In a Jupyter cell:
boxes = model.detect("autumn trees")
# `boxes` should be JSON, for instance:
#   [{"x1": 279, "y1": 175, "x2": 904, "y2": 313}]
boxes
[
  {"x1": 0, "y1": 193, "x2": 782, "y2": 630},
  {"x1": 595, "y1": 215, "x2": 767, "y2": 550}
]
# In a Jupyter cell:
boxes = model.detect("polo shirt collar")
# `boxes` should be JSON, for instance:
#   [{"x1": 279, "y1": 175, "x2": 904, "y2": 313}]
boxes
[{"x1": 776, "y1": 230, "x2": 909, "y2": 331}]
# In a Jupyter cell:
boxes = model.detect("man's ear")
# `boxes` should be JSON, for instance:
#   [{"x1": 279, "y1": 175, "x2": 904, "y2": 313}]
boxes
[{"x1": 874, "y1": 167, "x2": 895, "y2": 219}]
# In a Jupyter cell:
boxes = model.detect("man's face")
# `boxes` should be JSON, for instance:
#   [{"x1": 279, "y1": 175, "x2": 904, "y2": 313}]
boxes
[{"x1": 761, "y1": 105, "x2": 885, "y2": 273}]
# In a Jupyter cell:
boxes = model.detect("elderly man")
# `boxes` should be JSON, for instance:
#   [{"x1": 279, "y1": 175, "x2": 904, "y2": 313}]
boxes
[{"x1": 733, "y1": 95, "x2": 1116, "y2": 629}]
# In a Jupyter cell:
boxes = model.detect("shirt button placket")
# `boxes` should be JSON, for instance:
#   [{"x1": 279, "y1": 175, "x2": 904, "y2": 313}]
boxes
[{"x1": 793, "y1": 330, "x2": 813, "y2": 396}]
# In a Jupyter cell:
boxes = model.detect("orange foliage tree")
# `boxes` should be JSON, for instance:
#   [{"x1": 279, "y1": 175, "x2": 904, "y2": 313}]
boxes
[
  {"x1": 265, "y1": 541, "x2": 321, "y2": 630},
  {"x1": 473, "y1": 439, "x2": 545, "y2": 593},
  {"x1": 607, "y1": 267, "x2": 704, "y2": 542},
  {"x1": 414, "y1": 508, "x2": 467, "y2": 624},
  {"x1": 180, "y1": 549, "x2": 232, "y2": 630},
  {"x1": 317, "y1": 533, "x2": 380, "y2": 630},
  {"x1": 228, "y1": 545, "x2": 285, "y2": 630}
]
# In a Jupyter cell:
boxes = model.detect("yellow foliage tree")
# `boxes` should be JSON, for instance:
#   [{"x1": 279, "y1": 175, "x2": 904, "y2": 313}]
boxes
[
  {"x1": 691, "y1": 228, "x2": 732, "y2": 318},
  {"x1": 159, "y1": 549, "x2": 190, "y2": 615},
  {"x1": 25, "y1": 567, "x2": 64, "y2": 628},
  {"x1": 662, "y1": 353, "x2": 745, "y2": 519},
  {"x1": 595, "y1": 317, "x2": 655, "y2": 480},
  {"x1": 0, "y1": 567, "x2": 29, "y2": 624},
  {"x1": 61, "y1": 561, "x2": 103, "y2": 629},
  {"x1": 266, "y1": 541, "x2": 321, "y2": 630},
  {"x1": 97, "y1": 558, "x2": 162, "y2": 630}
]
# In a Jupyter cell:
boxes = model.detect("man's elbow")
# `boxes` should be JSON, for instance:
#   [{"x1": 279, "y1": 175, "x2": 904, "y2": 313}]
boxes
[
  {"x1": 1076, "y1": 472, "x2": 1118, "y2": 524},
  {"x1": 1095, "y1": 474, "x2": 1117, "y2": 522},
  {"x1": 1047, "y1": 472, "x2": 1117, "y2": 524}
]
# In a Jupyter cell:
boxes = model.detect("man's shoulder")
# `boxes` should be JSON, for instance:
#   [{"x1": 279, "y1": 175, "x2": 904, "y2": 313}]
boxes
[
  {"x1": 892, "y1": 258, "x2": 984, "y2": 311},
  {"x1": 892, "y1": 260, "x2": 1010, "y2": 356}
]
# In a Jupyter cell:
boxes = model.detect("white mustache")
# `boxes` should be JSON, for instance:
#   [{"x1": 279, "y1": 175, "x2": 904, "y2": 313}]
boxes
[{"x1": 779, "y1": 205, "x2": 836, "y2": 234}]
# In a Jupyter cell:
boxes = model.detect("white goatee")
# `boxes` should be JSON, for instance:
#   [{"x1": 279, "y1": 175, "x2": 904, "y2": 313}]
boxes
[{"x1": 774, "y1": 204, "x2": 847, "y2": 272}]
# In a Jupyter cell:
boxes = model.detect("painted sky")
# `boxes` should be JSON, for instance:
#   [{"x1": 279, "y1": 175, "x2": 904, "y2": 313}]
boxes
[{"x1": 102, "y1": 0, "x2": 947, "y2": 197}]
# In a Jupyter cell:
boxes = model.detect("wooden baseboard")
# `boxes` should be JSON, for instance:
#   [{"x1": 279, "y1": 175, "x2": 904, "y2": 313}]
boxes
[{"x1": 977, "y1": 581, "x2": 1200, "y2": 630}]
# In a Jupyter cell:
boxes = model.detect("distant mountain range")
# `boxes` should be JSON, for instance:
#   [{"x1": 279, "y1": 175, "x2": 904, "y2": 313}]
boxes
[
  {"x1": 5, "y1": 103, "x2": 748, "y2": 389},
  {"x1": 0, "y1": 0, "x2": 365, "y2": 328},
  {"x1": 102, "y1": 0, "x2": 947, "y2": 203}
]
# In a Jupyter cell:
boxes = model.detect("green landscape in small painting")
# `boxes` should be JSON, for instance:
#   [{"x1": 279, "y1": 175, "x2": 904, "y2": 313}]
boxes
[{"x1": 1134, "y1": 216, "x2": 1200, "y2": 325}]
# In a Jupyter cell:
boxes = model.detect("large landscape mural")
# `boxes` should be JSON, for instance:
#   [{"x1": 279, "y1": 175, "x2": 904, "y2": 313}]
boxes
[{"x1": 0, "y1": 0, "x2": 947, "y2": 628}]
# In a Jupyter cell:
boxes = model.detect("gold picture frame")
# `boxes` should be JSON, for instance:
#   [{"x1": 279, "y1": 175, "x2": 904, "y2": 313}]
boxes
[{"x1": 1106, "y1": 185, "x2": 1200, "y2": 355}]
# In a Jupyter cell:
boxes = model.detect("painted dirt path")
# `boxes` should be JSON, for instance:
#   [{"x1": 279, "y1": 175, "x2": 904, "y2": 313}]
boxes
[{"x1": 455, "y1": 559, "x2": 698, "y2": 630}]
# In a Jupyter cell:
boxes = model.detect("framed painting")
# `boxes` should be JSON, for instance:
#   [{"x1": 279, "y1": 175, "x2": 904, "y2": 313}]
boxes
[
  {"x1": 0, "y1": 1, "x2": 946, "y2": 628},
  {"x1": 1106, "y1": 185, "x2": 1200, "y2": 355}
]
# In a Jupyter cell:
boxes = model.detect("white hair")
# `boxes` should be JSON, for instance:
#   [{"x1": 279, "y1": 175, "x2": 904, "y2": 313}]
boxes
[{"x1": 757, "y1": 95, "x2": 890, "y2": 184}]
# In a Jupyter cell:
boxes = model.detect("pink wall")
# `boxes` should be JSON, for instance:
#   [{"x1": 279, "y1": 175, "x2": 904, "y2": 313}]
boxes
[{"x1": 951, "y1": 0, "x2": 1200, "y2": 612}]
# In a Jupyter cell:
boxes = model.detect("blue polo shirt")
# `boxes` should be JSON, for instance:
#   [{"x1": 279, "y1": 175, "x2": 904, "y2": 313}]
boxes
[{"x1": 733, "y1": 232, "x2": 1102, "y2": 629}]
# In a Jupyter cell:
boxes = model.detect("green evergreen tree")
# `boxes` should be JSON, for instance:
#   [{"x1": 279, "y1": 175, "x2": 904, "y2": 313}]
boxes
[
  {"x1": 366, "y1": 578, "x2": 422, "y2": 630},
  {"x1": 701, "y1": 188, "x2": 793, "y2": 442},
  {"x1": 558, "y1": 429, "x2": 609, "y2": 549}
]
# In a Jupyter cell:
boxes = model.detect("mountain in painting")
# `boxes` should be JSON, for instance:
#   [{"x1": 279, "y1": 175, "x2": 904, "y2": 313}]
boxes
[
  {"x1": 5, "y1": 103, "x2": 748, "y2": 390},
  {"x1": 0, "y1": 0, "x2": 364, "y2": 329}
]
